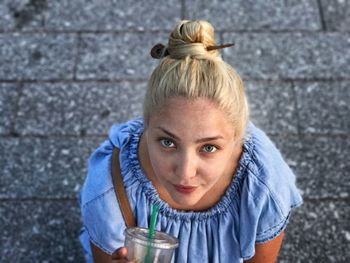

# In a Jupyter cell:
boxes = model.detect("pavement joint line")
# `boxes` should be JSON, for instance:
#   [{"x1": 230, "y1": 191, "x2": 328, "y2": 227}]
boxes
[
  {"x1": 316, "y1": 0, "x2": 327, "y2": 31},
  {"x1": 1, "y1": 78, "x2": 350, "y2": 83},
  {"x1": 0, "y1": 198, "x2": 79, "y2": 202},
  {"x1": 0, "y1": 79, "x2": 149, "y2": 83},
  {"x1": 291, "y1": 80, "x2": 302, "y2": 137},
  {"x1": 302, "y1": 197, "x2": 350, "y2": 203},
  {"x1": 1, "y1": 29, "x2": 350, "y2": 34},
  {"x1": 72, "y1": 32, "x2": 81, "y2": 81},
  {"x1": 9, "y1": 82, "x2": 22, "y2": 134},
  {"x1": 0, "y1": 30, "x2": 172, "y2": 34},
  {"x1": 180, "y1": 0, "x2": 186, "y2": 19}
]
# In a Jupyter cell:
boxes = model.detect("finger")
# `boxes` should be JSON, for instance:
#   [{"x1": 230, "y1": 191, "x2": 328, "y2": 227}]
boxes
[{"x1": 111, "y1": 247, "x2": 127, "y2": 259}]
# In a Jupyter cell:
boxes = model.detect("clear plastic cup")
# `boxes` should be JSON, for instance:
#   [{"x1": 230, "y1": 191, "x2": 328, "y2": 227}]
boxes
[{"x1": 124, "y1": 227, "x2": 179, "y2": 263}]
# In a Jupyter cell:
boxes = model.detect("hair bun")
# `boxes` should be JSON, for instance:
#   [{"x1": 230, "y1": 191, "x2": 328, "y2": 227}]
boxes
[
  {"x1": 167, "y1": 20, "x2": 217, "y2": 59},
  {"x1": 150, "y1": 20, "x2": 234, "y2": 60}
]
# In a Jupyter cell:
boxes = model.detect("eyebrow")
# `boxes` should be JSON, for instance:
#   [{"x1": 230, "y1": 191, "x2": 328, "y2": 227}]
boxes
[{"x1": 156, "y1": 127, "x2": 224, "y2": 143}]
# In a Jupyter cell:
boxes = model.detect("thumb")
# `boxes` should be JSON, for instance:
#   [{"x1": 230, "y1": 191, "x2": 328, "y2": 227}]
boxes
[{"x1": 111, "y1": 247, "x2": 128, "y2": 259}]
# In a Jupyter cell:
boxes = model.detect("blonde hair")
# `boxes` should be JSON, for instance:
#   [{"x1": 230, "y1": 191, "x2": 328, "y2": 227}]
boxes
[{"x1": 144, "y1": 20, "x2": 249, "y2": 140}]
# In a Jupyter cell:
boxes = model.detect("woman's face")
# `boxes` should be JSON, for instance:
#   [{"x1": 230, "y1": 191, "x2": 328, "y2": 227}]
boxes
[{"x1": 144, "y1": 97, "x2": 241, "y2": 211}]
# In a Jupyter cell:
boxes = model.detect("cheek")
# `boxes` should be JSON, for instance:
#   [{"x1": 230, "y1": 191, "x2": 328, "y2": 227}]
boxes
[
  {"x1": 149, "y1": 150, "x2": 173, "y2": 179},
  {"x1": 200, "y1": 167, "x2": 220, "y2": 182},
  {"x1": 199, "y1": 158, "x2": 228, "y2": 181}
]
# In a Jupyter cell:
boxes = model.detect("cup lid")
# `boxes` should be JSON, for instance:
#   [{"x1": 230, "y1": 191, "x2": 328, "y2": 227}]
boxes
[{"x1": 124, "y1": 227, "x2": 179, "y2": 249}]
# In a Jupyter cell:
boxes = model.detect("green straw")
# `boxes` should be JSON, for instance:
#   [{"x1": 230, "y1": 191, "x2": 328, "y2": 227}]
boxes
[{"x1": 144, "y1": 204, "x2": 158, "y2": 263}]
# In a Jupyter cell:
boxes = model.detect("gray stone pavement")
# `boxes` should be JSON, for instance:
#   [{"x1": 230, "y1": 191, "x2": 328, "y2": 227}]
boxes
[{"x1": 0, "y1": 0, "x2": 349, "y2": 262}]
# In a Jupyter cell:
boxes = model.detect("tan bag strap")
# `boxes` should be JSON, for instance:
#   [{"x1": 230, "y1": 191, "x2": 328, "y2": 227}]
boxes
[{"x1": 111, "y1": 148, "x2": 136, "y2": 228}]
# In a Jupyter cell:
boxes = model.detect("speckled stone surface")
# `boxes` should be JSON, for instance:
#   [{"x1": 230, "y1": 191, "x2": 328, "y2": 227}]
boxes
[
  {"x1": 278, "y1": 200, "x2": 350, "y2": 262},
  {"x1": 78, "y1": 81, "x2": 146, "y2": 135},
  {"x1": 222, "y1": 33, "x2": 350, "y2": 80},
  {"x1": 0, "y1": 83, "x2": 19, "y2": 134},
  {"x1": 295, "y1": 81, "x2": 350, "y2": 135},
  {"x1": 267, "y1": 134, "x2": 303, "y2": 176},
  {"x1": 76, "y1": 33, "x2": 164, "y2": 80},
  {"x1": 295, "y1": 135, "x2": 350, "y2": 199},
  {"x1": 321, "y1": 0, "x2": 350, "y2": 31},
  {"x1": 0, "y1": 137, "x2": 102, "y2": 199},
  {"x1": 45, "y1": 0, "x2": 181, "y2": 31},
  {"x1": 15, "y1": 81, "x2": 146, "y2": 136},
  {"x1": 245, "y1": 80, "x2": 298, "y2": 134},
  {"x1": 0, "y1": 200, "x2": 84, "y2": 262},
  {"x1": 270, "y1": 134, "x2": 350, "y2": 199},
  {"x1": 0, "y1": 34, "x2": 76, "y2": 80},
  {"x1": 15, "y1": 83, "x2": 84, "y2": 135},
  {"x1": 185, "y1": 0, "x2": 321, "y2": 31},
  {"x1": 0, "y1": 0, "x2": 45, "y2": 31}
]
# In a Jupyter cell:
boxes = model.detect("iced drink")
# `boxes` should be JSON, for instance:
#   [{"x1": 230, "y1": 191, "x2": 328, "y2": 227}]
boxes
[{"x1": 124, "y1": 227, "x2": 179, "y2": 263}]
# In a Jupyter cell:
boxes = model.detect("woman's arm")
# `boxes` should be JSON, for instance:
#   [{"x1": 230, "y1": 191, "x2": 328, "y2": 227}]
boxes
[
  {"x1": 91, "y1": 241, "x2": 131, "y2": 263},
  {"x1": 244, "y1": 231, "x2": 285, "y2": 263}
]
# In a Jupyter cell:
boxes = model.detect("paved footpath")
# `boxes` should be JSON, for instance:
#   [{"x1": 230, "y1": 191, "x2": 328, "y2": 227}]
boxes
[{"x1": 0, "y1": 1, "x2": 349, "y2": 262}]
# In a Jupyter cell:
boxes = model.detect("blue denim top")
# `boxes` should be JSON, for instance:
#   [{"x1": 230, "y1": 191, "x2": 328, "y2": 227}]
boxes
[{"x1": 79, "y1": 118, "x2": 302, "y2": 263}]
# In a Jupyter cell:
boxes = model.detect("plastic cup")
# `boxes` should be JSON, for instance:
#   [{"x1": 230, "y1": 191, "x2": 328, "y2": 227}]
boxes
[{"x1": 124, "y1": 227, "x2": 179, "y2": 263}]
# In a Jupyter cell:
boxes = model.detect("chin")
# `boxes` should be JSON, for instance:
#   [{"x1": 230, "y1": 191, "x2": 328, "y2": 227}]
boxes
[{"x1": 170, "y1": 192, "x2": 202, "y2": 208}]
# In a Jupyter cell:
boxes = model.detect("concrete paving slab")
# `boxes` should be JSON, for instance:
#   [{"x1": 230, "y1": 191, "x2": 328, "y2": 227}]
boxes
[
  {"x1": 0, "y1": 33, "x2": 76, "y2": 80},
  {"x1": 222, "y1": 33, "x2": 350, "y2": 80},
  {"x1": 296, "y1": 135, "x2": 350, "y2": 199},
  {"x1": 0, "y1": 137, "x2": 102, "y2": 199},
  {"x1": 321, "y1": 0, "x2": 350, "y2": 31},
  {"x1": 15, "y1": 81, "x2": 146, "y2": 136},
  {"x1": 79, "y1": 81, "x2": 146, "y2": 135},
  {"x1": 295, "y1": 81, "x2": 350, "y2": 135},
  {"x1": 185, "y1": 0, "x2": 321, "y2": 31},
  {"x1": 15, "y1": 82, "x2": 83, "y2": 135},
  {"x1": 279, "y1": 200, "x2": 350, "y2": 262},
  {"x1": 269, "y1": 134, "x2": 350, "y2": 199},
  {"x1": 245, "y1": 80, "x2": 298, "y2": 134},
  {"x1": 76, "y1": 33, "x2": 164, "y2": 80},
  {"x1": 0, "y1": 200, "x2": 84, "y2": 262},
  {"x1": 268, "y1": 134, "x2": 303, "y2": 176},
  {"x1": 0, "y1": 0, "x2": 44, "y2": 31},
  {"x1": 0, "y1": 83, "x2": 19, "y2": 134},
  {"x1": 45, "y1": 0, "x2": 181, "y2": 31}
]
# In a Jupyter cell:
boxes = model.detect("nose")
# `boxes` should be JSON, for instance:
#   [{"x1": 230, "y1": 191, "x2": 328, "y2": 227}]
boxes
[{"x1": 175, "y1": 151, "x2": 197, "y2": 181}]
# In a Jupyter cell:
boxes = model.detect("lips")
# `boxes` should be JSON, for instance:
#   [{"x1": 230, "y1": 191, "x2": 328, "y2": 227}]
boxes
[{"x1": 174, "y1": 184, "x2": 197, "y2": 194}]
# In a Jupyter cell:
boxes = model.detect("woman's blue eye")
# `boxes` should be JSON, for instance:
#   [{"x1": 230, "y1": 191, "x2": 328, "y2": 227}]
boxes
[
  {"x1": 160, "y1": 139, "x2": 175, "y2": 148},
  {"x1": 202, "y1": 144, "x2": 217, "y2": 153}
]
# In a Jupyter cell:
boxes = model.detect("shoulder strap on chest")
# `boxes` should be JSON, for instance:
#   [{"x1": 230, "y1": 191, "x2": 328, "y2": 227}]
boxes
[{"x1": 111, "y1": 148, "x2": 136, "y2": 228}]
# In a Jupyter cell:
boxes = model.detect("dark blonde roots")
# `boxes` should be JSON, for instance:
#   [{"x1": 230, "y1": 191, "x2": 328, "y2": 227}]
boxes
[{"x1": 144, "y1": 20, "x2": 249, "y2": 140}]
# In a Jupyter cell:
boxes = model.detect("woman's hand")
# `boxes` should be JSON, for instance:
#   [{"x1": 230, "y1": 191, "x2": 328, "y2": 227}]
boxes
[
  {"x1": 91, "y1": 241, "x2": 134, "y2": 263},
  {"x1": 111, "y1": 247, "x2": 133, "y2": 263}
]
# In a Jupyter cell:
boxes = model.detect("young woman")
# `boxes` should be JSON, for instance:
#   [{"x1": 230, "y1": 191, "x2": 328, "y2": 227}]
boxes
[{"x1": 79, "y1": 20, "x2": 302, "y2": 263}]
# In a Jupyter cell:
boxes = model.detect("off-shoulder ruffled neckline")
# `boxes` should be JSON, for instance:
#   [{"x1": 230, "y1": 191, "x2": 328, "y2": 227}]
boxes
[{"x1": 124, "y1": 120, "x2": 254, "y2": 221}]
